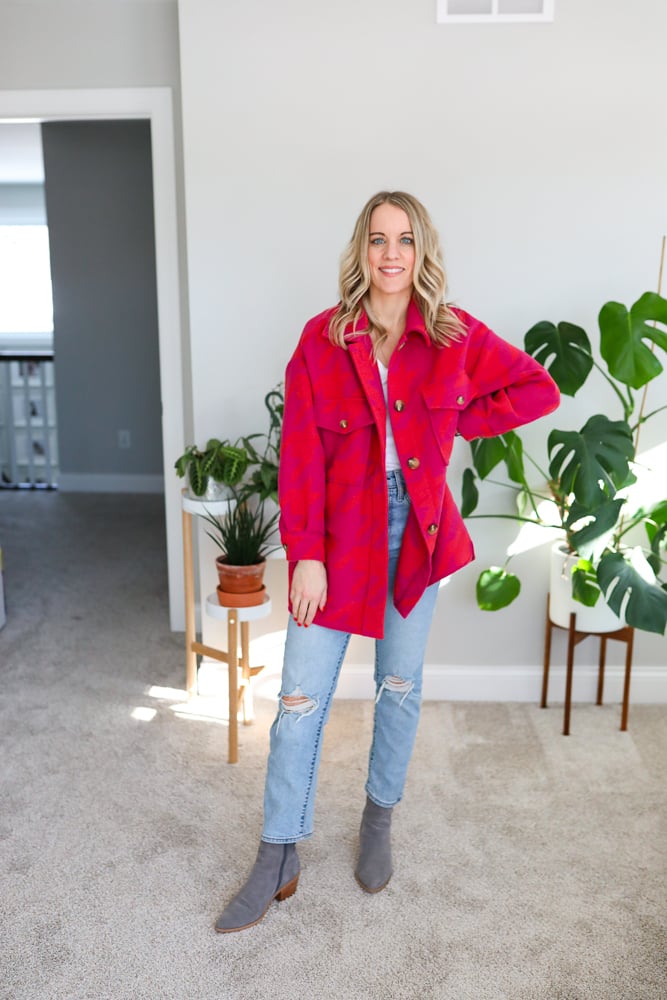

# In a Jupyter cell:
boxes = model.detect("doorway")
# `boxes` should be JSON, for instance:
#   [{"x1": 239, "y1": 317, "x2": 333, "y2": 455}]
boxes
[{"x1": 0, "y1": 88, "x2": 186, "y2": 630}]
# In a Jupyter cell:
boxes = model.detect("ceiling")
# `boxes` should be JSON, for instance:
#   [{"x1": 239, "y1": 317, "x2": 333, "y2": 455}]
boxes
[{"x1": 0, "y1": 123, "x2": 44, "y2": 184}]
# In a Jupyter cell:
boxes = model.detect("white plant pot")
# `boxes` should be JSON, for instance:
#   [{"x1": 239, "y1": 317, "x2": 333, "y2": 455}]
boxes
[
  {"x1": 549, "y1": 542, "x2": 625, "y2": 633},
  {"x1": 185, "y1": 475, "x2": 233, "y2": 503}
]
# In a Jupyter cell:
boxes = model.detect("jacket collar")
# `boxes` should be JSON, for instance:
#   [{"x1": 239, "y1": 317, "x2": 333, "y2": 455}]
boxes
[{"x1": 324, "y1": 297, "x2": 432, "y2": 346}]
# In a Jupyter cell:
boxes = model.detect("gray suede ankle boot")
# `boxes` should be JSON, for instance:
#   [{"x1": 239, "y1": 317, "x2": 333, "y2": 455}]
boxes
[
  {"x1": 355, "y1": 796, "x2": 393, "y2": 893},
  {"x1": 215, "y1": 840, "x2": 300, "y2": 933}
]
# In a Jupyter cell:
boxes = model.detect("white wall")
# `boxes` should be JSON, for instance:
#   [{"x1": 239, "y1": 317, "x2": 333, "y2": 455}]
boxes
[
  {"x1": 178, "y1": 0, "x2": 667, "y2": 690},
  {"x1": 0, "y1": 1, "x2": 179, "y2": 91},
  {"x1": 1, "y1": 2, "x2": 663, "y2": 694},
  {"x1": 0, "y1": 123, "x2": 45, "y2": 183},
  {"x1": 0, "y1": 183, "x2": 46, "y2": 225}
]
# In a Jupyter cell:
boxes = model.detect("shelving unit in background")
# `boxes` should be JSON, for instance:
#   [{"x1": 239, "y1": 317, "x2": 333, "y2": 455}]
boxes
[{"x1": 0, "y1": 351, "x2": 58, "y2": 488}]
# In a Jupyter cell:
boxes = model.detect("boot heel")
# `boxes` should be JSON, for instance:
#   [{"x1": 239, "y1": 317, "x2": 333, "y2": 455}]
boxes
[
  {"x1": 215, "y1": 842, "x2": 300, "y2": 933},
  {"x1": 276, "y1": 875, "x2": 299, "y2": 902}
]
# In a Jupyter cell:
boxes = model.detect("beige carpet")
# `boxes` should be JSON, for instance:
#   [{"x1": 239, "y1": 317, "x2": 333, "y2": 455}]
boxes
[{"x1": 1, "y1": 492, "x2": 665, "y2": 1000}]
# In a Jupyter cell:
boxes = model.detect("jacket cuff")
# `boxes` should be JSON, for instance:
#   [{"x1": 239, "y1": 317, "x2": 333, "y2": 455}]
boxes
[{"x1": 280, "y1": 534, "x2": 326, "y2": 563}]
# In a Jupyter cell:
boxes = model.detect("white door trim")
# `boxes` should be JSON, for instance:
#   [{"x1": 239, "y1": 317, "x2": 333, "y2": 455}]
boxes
[{"x1": 0, "y1": 88, "x2": 186, "y2": 629}]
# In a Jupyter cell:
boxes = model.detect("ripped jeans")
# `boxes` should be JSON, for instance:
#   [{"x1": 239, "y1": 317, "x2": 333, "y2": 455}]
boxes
[{"x1": 262, "y1": 469, "x2": 439, "y2": 844}]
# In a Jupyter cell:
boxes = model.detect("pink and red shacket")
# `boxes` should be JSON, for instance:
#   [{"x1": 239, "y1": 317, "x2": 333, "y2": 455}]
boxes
[{"x1": 278, "y1": 299, "x2": 560, "y2": 639}]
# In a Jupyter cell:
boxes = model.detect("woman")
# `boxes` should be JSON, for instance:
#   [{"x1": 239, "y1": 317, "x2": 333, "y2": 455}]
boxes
[{"x1": 215, "y1": 191, "x2": 559, "y2": 933}]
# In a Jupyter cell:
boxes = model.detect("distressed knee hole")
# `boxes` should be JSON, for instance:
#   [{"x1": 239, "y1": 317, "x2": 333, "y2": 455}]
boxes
[
  {"x1": 375, "y1": 675, "x2": 414, "y2": 706},
  {"x1": 279, "y1": 686, "x2": 318, "y2": 719},
  {"x1": 385, "y1": 675, "x2": 412, "y2": 692}
]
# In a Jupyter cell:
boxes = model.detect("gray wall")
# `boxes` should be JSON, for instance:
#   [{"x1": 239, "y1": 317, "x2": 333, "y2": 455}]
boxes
[{"x1": 42, "y1": 120, "x2": 163, "y2": 487}]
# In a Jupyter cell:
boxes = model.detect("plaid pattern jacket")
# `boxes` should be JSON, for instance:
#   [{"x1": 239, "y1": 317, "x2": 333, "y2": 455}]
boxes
[{"x1": 278, "y1": 299, "x2": 560, "y2": 638}]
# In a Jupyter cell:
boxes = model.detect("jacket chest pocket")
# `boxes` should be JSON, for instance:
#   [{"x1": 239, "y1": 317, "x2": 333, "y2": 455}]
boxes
[
  {"x1": 421, "y1": 376, "x2": 471, "y2": 464},
  {"x1": 314, "y1": 396, "x2": 376, "y2": 485}
]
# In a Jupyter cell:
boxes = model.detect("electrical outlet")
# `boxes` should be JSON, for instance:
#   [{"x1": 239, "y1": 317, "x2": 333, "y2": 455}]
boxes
[{"x1": 118, "y1": 430, "x2": 131, "y2": 449}]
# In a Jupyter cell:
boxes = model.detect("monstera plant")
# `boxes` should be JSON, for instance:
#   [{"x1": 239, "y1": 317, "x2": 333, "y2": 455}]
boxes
[{"x1": 462, "y1": 291, "x2": 667, "y2": 635}]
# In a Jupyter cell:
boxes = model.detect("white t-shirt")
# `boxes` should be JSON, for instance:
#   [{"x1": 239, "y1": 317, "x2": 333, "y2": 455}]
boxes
[{"x1": 377, "y1": 360, "x2": 401, "y2": 471}]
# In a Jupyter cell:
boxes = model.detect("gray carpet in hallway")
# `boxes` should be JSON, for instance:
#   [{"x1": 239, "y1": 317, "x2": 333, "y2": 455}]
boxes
[{"x1": 0, "y1": 491, "x2": 665, "y2": 1000}]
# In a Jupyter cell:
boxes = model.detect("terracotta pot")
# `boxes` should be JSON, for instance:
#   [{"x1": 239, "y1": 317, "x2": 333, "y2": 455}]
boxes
[
  {"x1": 216, "y1": 584, "x2": 266, "y2": 608},
  {"x1": 215, "y1": 556, "x2": 266, "y2": 595},
  {"x1": 549, "y1": 542, "x2": 625, "y2": 632}
]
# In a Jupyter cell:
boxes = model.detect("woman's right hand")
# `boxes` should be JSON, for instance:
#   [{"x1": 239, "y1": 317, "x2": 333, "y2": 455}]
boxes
[{"x1": 290, "y1": 560, "x2": 327, "y2": 627}]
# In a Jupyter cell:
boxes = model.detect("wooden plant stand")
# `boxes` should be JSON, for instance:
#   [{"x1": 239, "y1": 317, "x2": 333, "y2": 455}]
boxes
[
  {"x1": 181, "y1": 492, "x2": 272, "y2": 763},
  {"x1": 541, "y1": 595, "x2": 635, "y2": 735}
]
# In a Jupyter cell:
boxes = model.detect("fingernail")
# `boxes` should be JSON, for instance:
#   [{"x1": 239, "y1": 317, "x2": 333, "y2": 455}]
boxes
[{"x1": 304, "y1": 624, "x2": 309, "y2": 629}]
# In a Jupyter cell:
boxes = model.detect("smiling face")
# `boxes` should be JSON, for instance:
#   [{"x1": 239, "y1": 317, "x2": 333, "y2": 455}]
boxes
[{"x1": 367, "y1": 202, "x2": 416, "y2": 300}]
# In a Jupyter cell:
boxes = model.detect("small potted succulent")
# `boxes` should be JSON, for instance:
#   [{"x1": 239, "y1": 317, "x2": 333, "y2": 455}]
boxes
[
  {"x1": 201, "y1": 494, "x2": 281, "y2": 607},
  {"x1": 462, "y1": 290, "x2": 667, "y2": 635}
]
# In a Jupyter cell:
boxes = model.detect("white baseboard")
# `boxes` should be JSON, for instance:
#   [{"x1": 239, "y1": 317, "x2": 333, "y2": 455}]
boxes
[
  {"x1": 58, "y1": 473, "x2": 164, "y2": 493},
  {"x1": 348, "y1": 664, "x2": 667, "y2": 704},
  {"x1": 197, "y1": 660, "x2": 667, "y2": 704}
]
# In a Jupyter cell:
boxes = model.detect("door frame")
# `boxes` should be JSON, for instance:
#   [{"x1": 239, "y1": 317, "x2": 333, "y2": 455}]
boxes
[{"x1": 0, "y1": 87, "x2": 186, "y2": 629}]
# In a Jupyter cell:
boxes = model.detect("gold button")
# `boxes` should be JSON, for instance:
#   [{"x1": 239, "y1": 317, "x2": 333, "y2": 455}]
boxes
[
  {"x1": 427, "y1": 523, "x2": 438, "y2": 535},
  {"x1": 407, "y1": 457, "x2": 420, "y2": 470},
  {"x1": 456, "y1": 395, "x2": 465, "y2": 405},
  {"x1": 339, "y1": 419, "x2": 348, "y2": 429},
  {"x1": 394, "y1": 400, "x2": 405, "y2": 412}
]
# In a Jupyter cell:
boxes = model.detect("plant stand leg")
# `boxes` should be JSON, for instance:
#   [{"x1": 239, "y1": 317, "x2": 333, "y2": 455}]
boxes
[
  {"x1": 620, "y1": 628, "x2": 634, "y2": 732},
  {"x1": 596, "y1": 636, "x2": 607, "y2": 706},
  {"x1": 182, "y1": 507, "x2": 198, "y2": 698},
  {"x1": 541, "y1": 595, "x2": 552, "y2": 709},
  {"x1": 227, "y1": 610, "x2": 239, "y2": 764},
  {"x1": 240, "y1": 620, "x2": 255, "y2": 725},
  {"x1": 563, "y1": 613, "x2": 576, "y2": 736}
]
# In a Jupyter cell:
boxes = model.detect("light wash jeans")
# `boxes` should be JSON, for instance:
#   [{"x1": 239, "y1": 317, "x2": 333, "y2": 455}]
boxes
[{"x1": 262, "y1": 470, "x2": 439, "y2": 844}]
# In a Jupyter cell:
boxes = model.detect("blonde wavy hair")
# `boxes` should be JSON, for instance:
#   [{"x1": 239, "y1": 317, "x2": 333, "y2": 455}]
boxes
[{"x1": 329, "y1": 190, "x2": 464, "y2": 351}]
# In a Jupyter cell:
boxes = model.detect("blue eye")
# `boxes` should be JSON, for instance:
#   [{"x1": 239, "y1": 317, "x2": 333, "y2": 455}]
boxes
[
  {"x1": 370, "y1": 237, "x2": 385, "y2": 245},
  {"x1": 400, "y1": 236, "x2": 414, "y2": 245}
]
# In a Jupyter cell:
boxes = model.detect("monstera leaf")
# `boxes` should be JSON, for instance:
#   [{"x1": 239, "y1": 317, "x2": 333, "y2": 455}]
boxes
[
  {"x1": 461, "y1": 467, "x2": 479, "y2": 517},
  {"x1": 470, "y1": 431, "x2": 525, "y2": 483},
  {"x1": 564, "y1": 497, "x2": 627, "y2": 561},
  {"x1": 644, "y1": 500, "x2": 667, "y2": 576},
  {"x1": 470, "y1": 436, "x2": 506, "y2": 479},
  {"x1": 524, "y1": 320, "x2": 594, "y2": 396},
  {"x1": 599, "y1": 292, "x2": 667, "y2": 390},
  {"x1": 597, "y1": 550, "x2": 667, "y2": 634},
  {"x1": 571, "y1": 559, "x2": 602, "y2": 607},
  {"x1": 476, "y1": 567, "x2": 521, "y2": 610},
  {"x1": 548, "y1": 416, "x2": 634, "y2": 508}
]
